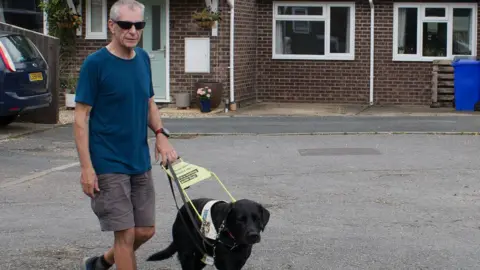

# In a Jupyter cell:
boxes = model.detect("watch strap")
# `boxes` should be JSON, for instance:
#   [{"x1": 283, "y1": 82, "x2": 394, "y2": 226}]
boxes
[{"x1": 155, "y1": 128, "x2": 169, "y2": 138}]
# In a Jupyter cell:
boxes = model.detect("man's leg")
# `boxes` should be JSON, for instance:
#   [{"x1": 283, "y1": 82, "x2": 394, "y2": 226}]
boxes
[
  {"x1": 103, "y1": 226, "x2": 155, "y2": 265},
  {"x1": 103, "y1": 170, "x2": 156, "y2": 265},
  {"x1": 113, "y1": 228, "x2": 136, "y2": 270},
  {"x1": 84, "y1": 173, "x2": 136, "y2": 270},
  {"x1": 84, "y1": 228, "x2": 139, "y2": 270}
]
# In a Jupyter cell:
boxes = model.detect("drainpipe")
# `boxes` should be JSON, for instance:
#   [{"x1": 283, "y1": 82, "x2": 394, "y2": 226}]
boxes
[
  {"x1": 369, "y1": 0, "x2": 374, "y2": 105},
  {"x1": 66, "y1": 0, "x2": 76, "y2": 12},
  {"x1": 227, "y1": 0, "x2": 235, "y2": 104}
]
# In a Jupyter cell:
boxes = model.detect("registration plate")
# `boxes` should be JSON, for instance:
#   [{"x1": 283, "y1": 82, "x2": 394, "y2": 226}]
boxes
[{"x1": 29, "y1": 72, "x2": 43, "y2": 82}]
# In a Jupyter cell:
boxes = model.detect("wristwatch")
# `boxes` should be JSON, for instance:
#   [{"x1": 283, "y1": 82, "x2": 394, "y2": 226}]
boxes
[{"x1": 155, "y1": 127, "x2": 170, "y2": 138}]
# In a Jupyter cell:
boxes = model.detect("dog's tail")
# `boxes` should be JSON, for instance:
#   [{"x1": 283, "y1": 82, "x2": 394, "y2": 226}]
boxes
[{"x1": 146, "y1": 242, "x2": 177, "y2": 261}]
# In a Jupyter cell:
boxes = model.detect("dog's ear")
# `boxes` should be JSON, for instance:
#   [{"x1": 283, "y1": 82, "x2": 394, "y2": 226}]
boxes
[
  {"x1": 258, "y1": 204, "x2": 270, "y2": 231},
  {"x1": 225, "y1": 202, "x2": 236, "y2": 223}
]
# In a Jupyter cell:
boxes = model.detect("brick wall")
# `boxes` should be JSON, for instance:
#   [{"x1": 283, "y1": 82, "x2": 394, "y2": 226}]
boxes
[
  {"x1": 170, "y1": 0, "x2": 231, "y2": 105},
  {"x1": 374, "y1": 0, "x2": 480, "y2": 105},
  {"x1": 256, "y1": 0, "x2": 370, "y2": 104},
  {"x1": 61, "y1": 0, "x2": 234, "y2": 107},
  {"x1": 373, "y1": 0, "x2": 480, "y2": 105},
  {"x1": 234, "y1": 0, "x2": 258, "y2": 106},
  {"x1": 61, "y1": 0, "x2": 480, "y2": 107},
  {"x1": 256, "y1": 0, "x2": 480, "y2": 105},
  {"x1": 374, "y1": 0, "x2": 431, "y2": 105},
  {"x1": 169, "y1": 0, "x2": 259, "y2": 107}
]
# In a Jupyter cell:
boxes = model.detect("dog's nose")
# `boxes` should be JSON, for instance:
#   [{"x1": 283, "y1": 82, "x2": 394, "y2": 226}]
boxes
[{"x1": 247, "y1": 232, "x2": 260, "y2": 243}]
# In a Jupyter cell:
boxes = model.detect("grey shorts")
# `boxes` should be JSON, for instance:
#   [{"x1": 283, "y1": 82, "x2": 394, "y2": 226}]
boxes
[{"x1": 91, "y1": 170, "x2": 155, "y2": 232}]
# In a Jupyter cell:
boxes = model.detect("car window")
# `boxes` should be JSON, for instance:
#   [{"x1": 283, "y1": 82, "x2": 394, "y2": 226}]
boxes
[{"x1": 0, "y1": 35, "x2": 42, "y2": 63}]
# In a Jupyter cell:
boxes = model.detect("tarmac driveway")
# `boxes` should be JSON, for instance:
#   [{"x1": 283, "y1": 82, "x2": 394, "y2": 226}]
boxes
[{"x1": 1, "y1": 126, "x2": 480, "y2": 269}]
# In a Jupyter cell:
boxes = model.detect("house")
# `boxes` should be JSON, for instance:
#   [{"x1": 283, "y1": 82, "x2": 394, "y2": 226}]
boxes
[
  {"x1": 0, "y1": 0, "x2": 46, "y2": 33},
  {"x1": 57, "y1": 0, "x2": 479, "y2": 108}
]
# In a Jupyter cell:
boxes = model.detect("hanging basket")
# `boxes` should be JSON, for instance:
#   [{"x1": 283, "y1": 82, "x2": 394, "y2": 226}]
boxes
[
  {"x1": 196, "y1": 20, "x2": 216, "y2": 29},
  {"x1": 56, "y1": 21, "x2": 75, "y2": 29},
  {"x1": 192, "y1": 7, "x2": 221, "y2": 29}
]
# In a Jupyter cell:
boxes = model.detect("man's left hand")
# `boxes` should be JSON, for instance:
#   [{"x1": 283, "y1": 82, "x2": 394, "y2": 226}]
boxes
[{"x1": 155, "y1": 134, "x2": 178, "y2": 166}]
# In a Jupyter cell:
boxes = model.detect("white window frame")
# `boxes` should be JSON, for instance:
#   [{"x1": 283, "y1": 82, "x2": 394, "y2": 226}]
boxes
[
  {"x1": 76, "y1": 0, "x2": 83, "y2": 37},
  {"x1": 272, "y1": 1, "x2": 356, "y2": 61},
  {"x1": 393, "y1": 2, "x2": 478, "y2": 62},
  {"x1": 85, "y1": 0, "x2": 108, "y2": 40}
]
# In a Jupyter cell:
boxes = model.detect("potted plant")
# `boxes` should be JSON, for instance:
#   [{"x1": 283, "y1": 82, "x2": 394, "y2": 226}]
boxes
[
  {"x1": 194, "y1": 81, "x2": 223, "y2": 109},
  {"x1": 197, "y1": 86, "x2": 212, "y2": 113},
  {"x1": 61, "y1": 76, "x2": 77, "y2": 109},
  {"x1": 192, "y1": 7, "x2": 221, "y2": 29}
]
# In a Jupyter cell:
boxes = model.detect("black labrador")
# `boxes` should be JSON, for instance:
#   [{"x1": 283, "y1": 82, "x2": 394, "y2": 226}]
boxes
[{"x1": 147, "y1": 198, "x2": 270, "y2": 270}]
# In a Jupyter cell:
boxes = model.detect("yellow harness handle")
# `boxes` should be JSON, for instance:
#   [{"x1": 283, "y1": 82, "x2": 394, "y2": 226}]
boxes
[{"x1": 161, "y1": 158, "x2": 236, "y2": 223}]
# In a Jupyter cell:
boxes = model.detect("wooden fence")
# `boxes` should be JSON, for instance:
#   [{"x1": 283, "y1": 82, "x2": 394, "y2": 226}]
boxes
[{"x1": 0, "y1": 22, "x2": 60, "y2": 124}]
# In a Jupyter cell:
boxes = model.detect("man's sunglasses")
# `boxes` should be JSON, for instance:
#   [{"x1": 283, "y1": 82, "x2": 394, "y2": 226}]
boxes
[{"x1": 113, "y1": 20, "x2": 146, "y2": 30}]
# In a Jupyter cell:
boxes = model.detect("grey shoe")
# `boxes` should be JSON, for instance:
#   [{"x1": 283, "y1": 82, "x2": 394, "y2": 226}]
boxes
[{"x1": 82, "y1": 256, "x2": 98, "y2": 270}]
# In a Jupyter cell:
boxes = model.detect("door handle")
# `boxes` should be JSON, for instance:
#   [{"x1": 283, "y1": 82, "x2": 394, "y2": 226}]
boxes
[{"x1": 160, "y1": 46, "x2": 166, "y2": 57}]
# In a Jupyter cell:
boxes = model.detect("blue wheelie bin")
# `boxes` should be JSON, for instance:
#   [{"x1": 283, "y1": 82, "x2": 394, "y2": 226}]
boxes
[{"x1": 452, "y1": 58, "x2": 480, "y2": 111}]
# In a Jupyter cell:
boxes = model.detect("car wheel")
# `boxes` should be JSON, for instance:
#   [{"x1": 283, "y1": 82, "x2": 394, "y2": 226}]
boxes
[{"x1": 0, "y1": 115, "x2": 18, "y2": 126}]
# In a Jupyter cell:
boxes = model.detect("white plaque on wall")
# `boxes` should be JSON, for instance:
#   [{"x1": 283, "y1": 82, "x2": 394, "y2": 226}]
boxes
[{"x1": 185, "y1": 37, "x2": 210, "y2": 73}]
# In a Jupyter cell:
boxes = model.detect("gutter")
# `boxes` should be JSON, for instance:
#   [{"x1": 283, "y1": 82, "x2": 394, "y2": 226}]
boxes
[
  {"x1": 227, "y1": 0, "x2": 235, "y2": 104},
  {"x1": 369, "y1": 0, "x2": 374, "y2": 105}
]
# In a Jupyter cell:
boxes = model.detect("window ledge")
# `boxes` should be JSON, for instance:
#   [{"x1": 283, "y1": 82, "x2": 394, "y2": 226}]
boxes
[
  {"x1": 273, "y1": 54, "x2": 355, "y2": 61},
  {"x1": 85, "y1": 33, "x2": 107, "y2": 40},
  {"x1": 393, "y1": 55, "x2": 477, "y2": 62}
]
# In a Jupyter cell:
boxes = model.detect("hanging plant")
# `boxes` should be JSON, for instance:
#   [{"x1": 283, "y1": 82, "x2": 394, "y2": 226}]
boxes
[
  {"x1": 192, "y1": 7, "x2": 221, "y2": 29},
  {"x1": 38, "y1": 0, "x2": 82, "y2": 52}
]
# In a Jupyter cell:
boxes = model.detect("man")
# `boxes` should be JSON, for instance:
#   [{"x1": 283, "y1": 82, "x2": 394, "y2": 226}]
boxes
[{"x1": 73, "y1": 1, "x2": 177, "y2": 269}]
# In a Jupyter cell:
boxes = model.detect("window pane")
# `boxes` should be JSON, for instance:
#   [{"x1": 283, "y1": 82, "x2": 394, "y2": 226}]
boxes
[
  {"x1": 397, "y1": 8, "x2": 418, "y2": 54},
  {"x1": 453, "y1": 8, "x2": 473, "y2": 55},
  {"x1": 91, "y1": 0, "x2": 103, "y2": 33},
  {"x1": 422, "y1": 22, "x2": 447, "y2": 57},
  {"x1": 152, "y1": 5, "x2": 161, "y2": 50},
  {"x1": 425, "y1": 8, "x2": 445, "y2": 17},
  {"x1": 0, "y1": 35, "x2": 42, "y2": 63},
  {"x1": 275, "y1": 21, "x2": 325, "y2": 55},
  {"x1": 278, "y1": 6, "x2": 323, "y2": 16},
  {"x1": 330, "y1": 7, "x2": 350, "y2": 53},
  {"x1": 138, "y1": 35, "x2": 143, "y2": 48}
]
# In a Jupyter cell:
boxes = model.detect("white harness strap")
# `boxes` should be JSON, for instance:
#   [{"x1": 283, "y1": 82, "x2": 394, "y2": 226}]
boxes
[{"x1": 200, "y1": 200, "x2": 226, "y2": 240}]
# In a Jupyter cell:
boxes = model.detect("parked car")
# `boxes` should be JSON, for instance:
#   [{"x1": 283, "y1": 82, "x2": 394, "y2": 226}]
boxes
[{"x1": 0, "y1": 31, "x2": 51, "y2": 126}]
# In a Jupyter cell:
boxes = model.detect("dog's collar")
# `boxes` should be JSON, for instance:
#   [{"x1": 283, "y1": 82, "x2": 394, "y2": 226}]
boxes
[
  {"x1": 226, "y1": 230, "x2": 235, "y2": 240},
  {"x1": 216, "y1": 220, "x2": 238, "y2": 250}
]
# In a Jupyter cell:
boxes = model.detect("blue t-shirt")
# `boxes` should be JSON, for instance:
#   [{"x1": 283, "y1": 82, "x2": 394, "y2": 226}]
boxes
[{"x1": 75, "y1": 47, "x2": 154, "y2": 175}]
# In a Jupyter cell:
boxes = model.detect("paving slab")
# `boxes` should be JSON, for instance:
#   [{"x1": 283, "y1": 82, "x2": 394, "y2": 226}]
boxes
[
  {"x1": 227, "y1": 103, "x2": 480, "y2": 117},
  {"x1": 226, "y1": 103, "x2": 368, "y2": 116},
  {"x1": 1, "y1": 134, "x2": 480, "y2": 269},
  {"x1": 158, "y1": 106, "x2": 225, "y2": 118}
]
